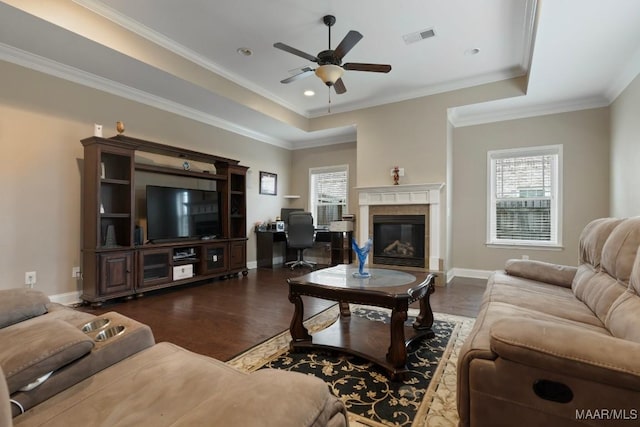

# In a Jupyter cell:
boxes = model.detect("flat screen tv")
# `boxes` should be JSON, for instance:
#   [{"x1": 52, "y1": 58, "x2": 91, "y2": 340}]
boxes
[{"x1": 146, "y1": 185, "x2": 221, "y2": 242}]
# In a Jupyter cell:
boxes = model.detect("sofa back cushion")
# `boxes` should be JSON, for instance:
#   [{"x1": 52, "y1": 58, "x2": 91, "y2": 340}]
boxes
[
  {"x1": 573, "y1": 217, "x2": 640, "y2": 323},
  {"x1": 572, "y1": 217, "x2": 624, "y2": 304},
  {"x1": 0, "y1": 289, "x2": 50, "y2": 329},
  {"x1": 605, "y1": 240, "x2": 640, "y2": 342}
]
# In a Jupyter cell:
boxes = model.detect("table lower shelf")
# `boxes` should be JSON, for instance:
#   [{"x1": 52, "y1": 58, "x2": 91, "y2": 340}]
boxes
[{"x1": 290, "y1": 313, "x2": 434, "y2": 379}]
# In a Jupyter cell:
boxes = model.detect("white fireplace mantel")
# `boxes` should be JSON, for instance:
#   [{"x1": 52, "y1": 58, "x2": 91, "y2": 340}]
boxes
[{"x1": 357, "y1": 183, "x2": 444, "y2": 271}]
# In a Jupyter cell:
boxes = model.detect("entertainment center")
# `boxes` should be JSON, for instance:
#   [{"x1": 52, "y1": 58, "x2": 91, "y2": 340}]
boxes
[{"x1": 80, "y1": 134, "x2": 248, "y2": 305}]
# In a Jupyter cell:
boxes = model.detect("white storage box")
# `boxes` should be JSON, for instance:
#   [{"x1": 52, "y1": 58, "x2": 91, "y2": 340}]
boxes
[
  {"x1": 329, "y1": 221, "x2": 354, "y2": 232},
  {"x1": 173, "y1": 264, "x2": 194, "y2": 280}
]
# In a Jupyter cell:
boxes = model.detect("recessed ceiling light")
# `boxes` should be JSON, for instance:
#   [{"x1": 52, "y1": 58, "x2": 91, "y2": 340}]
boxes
[
  {"x1": 465, "y1": 48, "x2": 480, "y2": 56},
  {"x1": 236, "y1": 47, "x2": 253, "y2": 56},
  {"x1": 304, "y1": 90, "x2": 315, "y2": 97}
]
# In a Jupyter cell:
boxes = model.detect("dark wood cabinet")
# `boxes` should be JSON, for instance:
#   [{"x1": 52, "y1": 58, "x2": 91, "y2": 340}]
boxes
[
  {"x1": 80, "y1": 135, "x2": 248, "y2": 305},
  {"x1": 98, "y1": 252, "x2": 134, "y2": 295},
  {"x1": 229, "y1": 240, "x2": 247, "y2": 273}
]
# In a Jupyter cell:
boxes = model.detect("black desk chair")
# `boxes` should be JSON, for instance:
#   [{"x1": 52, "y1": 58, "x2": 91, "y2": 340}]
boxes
[{"x1": 285, "y1": 212, "x2": 316, "y2": 269}]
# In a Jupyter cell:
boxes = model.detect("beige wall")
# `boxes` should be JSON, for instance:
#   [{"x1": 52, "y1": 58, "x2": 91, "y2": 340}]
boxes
[
  {"x1": 451, "y1": 108, "x2": 611, "y2": 272},
  {"x1": 0, "y1": 60, "x2": 291, "y2": 297},
  {"x1": 289, "y1": 142, "x2": 357, "y2": 215},
  {"x1": 610, "y1": 73, "x2": 640, "y2": 217}
]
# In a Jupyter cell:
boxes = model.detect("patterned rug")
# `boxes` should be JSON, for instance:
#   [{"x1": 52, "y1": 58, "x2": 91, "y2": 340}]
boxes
[{"x1": 227, "y1": 304, "x2": 475, "y2": 427}]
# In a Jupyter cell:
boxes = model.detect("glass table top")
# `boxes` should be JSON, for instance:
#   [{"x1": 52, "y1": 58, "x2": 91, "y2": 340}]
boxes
[{"x1": 298, "y1": 265, "x2": 417, "y2": 289}]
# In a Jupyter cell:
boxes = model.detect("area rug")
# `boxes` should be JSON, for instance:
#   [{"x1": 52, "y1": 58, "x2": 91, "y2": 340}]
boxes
[{"x1": 227, "y1": 305, "x2": 475, "y2": 427}]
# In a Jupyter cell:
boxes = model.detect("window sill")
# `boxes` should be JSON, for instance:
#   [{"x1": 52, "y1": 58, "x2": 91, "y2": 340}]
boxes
[{"x1": 486, "y1": 242, "x2": 564, "y2": 251}]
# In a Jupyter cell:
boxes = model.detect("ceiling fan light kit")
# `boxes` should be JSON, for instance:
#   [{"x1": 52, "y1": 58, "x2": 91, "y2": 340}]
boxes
[
  {"x1": 315, "y1": 64, "x2": 344, "y2": 86},
  {"x1": 273, "y1": 14, "x2": 391, "y2": 98}
]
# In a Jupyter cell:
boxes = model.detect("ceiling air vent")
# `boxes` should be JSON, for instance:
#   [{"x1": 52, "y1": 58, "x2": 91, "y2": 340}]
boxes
[{"x1": 402, "y1": 28, "x2": 436, "y2": 45}]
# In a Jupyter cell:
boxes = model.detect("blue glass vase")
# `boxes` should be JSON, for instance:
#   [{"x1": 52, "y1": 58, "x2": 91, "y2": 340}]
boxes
[{"x1": 351, "y1": 237, "x2": 372, "y2": 278}]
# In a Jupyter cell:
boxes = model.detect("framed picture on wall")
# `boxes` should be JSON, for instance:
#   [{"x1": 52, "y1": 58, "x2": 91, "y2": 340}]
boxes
[{"x1": 259, "y1": 171, "x2": 277, "y2": 195}]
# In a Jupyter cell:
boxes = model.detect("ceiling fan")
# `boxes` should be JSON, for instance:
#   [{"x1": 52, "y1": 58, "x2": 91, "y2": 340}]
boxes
[{"x1": 274, "y1": 15, "x2": 391, "y2": 94}]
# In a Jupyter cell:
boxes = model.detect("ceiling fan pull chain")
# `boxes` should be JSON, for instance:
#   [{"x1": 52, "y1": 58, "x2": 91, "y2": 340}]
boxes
[{"x1": 328, "y1": 86, "x2": 332, "y2": 113}]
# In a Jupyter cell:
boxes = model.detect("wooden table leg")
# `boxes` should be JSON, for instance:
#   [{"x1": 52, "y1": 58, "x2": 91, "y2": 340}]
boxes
[
  {"x1": 339, "y1": 301, "x2": 351, "y2": 317},
  {"x1": 413, "y1": 283, "x2": 435, "y2": 330},
  {"x1": 386, "y1": 308, "x2": 408, "y2": 369},
  {"x1": 288, "y1": 292, "x2": 311, "y2": 342}
]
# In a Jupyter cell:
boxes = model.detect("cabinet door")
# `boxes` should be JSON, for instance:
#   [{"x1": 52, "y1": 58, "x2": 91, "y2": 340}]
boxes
[
  {"x1": 138, "y1": 248, "x2": 171, "y2": 289},
  {"x1": 202, "y1": 243, "x2": 228, "y2": 274},
  {"x1": 99, "y1": 252, "x2": 134, "y2": 296},
  {"x1": 229, "y1": 241, "x2": 246, "y2": 271}
]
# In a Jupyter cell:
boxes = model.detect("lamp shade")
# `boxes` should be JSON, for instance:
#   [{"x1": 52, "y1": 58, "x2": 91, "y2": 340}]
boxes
[{"x1": 315, "y1": 64, "x2": 344, "y2": 86}]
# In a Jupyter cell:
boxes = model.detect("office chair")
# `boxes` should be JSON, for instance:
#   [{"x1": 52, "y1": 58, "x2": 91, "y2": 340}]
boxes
[{"x1": 285, "y1": 212, "x2": 316, "y2": 269}]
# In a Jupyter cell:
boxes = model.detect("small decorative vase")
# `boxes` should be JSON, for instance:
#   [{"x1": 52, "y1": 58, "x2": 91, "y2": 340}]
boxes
[
  {"x1": 352, "y1": 237, "x2": 372, "y2": 278},
  {"x1": 116, "y1": 121, "x2": 125, "y2": 134}
]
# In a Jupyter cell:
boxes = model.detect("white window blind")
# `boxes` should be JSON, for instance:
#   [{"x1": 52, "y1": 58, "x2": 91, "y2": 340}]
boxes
[
  {"x1": 309, "y1": 166, "x2": 348, "y2": 227},
  {"x1": 488, "y1": 145, "x2": 562, "y2": 246}
]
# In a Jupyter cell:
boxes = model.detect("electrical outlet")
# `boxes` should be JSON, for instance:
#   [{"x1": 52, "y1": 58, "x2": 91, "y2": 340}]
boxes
[
  {"x1": 72, "y1": 266, "x2": 81, "y2": 278},
  {"x1": 25, "y1": 271, "x2": 36, "y2": 287}
]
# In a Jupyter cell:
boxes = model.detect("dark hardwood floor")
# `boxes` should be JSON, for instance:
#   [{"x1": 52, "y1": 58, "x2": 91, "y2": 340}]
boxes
[{"x1": 79, "y1": 266, "x2": 486, "y2": 361}]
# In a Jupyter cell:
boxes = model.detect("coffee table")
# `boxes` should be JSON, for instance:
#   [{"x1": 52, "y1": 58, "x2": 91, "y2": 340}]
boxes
[{"x1": 288, "y1": 264, "x2": 436, "y2": 379}]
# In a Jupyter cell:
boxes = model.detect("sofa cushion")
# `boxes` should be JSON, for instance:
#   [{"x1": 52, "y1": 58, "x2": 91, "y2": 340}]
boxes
[
  {"x1": 484, "y1": 272, "x2": 603, "y2": 327},
  {"x1": 505, "y1": 259, "x2": 576, "y2": 288},
  {"x1": 0, "y1": 319, "x2": 94, "y2": 394},
  {"x1": 9, "y1": 311, "x2": 155, "y2": 417},
  {"x1": 574, "y1": 217, "x2": 640, "y2": 321},
  {"x1": 13, "y1": 342, "x2": 348, "y2": 427},
  {"x1": 0, "y1": 289, "x2": 50, "y2": 329},
  {"x1": 577, "y1": 217, "x2": 624, "y2": 267},
  {"x1": 604, "y1": 245, "x2": 640, "y2": 343}
]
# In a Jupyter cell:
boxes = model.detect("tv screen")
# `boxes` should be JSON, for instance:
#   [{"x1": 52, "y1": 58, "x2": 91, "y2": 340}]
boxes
[{"x1": 146, "y1": 185, "x2": 221, "y2": 242}]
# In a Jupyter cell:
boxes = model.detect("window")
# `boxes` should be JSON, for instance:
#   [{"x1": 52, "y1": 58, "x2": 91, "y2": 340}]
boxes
[
  {"x1": 309, "y1": 165, "x2": 348, "y2": 227},
  {"x1": 487, "y1": 145, "x2": 562, "y2": 247}
]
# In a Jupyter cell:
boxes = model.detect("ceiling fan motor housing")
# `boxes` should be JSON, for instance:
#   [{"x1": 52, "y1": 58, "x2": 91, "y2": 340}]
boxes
[{"x1": 317, "y1": 50, "x2": 339, "y2": 66}]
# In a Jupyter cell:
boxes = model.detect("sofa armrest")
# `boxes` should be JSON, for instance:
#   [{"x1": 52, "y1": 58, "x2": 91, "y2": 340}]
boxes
[
  {"x1": 504, "y1": 259, "x2": 577, "y2": 288},
  {"x1": 0, "y1": 289, "x2": 50, "y2": 329},
  {"x1": 490, "y1": 318, "x2": 640, "y2": 390},
  {"x1": 0, "y1": 319, "x2": 94, "y2": 393}
]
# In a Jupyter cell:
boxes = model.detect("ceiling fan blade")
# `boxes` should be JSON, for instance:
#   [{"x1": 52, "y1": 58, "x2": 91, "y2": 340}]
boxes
[
  {"x1": 343, "y1": 63, "x2": 392, "y2": 73},
  {"x1": 334, "y1": 30, "x2": 363, "y2": 61},
  {"x1": 280, "y1": 69, "x2": 314, "y2": 84},
  {"x1": 333, "y1": 78, "x2": 347, "y2": 94},
  {"x1": 273, "y1": 42, "x2": 318, "y2": 63}
]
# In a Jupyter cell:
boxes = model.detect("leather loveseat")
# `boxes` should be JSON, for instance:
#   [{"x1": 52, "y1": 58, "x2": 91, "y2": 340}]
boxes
[
  {"x1": 0, "y1": 289, "x2": 348, "y2": 426},
  {"x1": 457, "y1": 217, "x2": 640, "y2": 426}
]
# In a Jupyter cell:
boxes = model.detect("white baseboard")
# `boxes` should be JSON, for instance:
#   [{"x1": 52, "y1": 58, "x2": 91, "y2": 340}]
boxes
[
  {"x1": 446, "y1": 268, "x2": 492, "y2": 283},
  {"x1": 51, "y1": 262, "x2": 262, "y2": 306},
  {"x1": 49, "y1": 291, "x2": 82, "y2": 306}
]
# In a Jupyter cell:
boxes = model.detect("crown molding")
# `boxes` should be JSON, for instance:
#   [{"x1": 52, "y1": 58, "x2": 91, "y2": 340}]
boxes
[
  {"x1": 0, "y1": 42, "x2": 293, "y2": 149},
  {"x1": 290, "y1": 131, "x2": 357, "y2": 150},
  {"x1": 448, "y1": 95, "x2": 610, "y2": 128},
  {"x1": 307, "y1": 67, "x2": 526, "y2": 118}
]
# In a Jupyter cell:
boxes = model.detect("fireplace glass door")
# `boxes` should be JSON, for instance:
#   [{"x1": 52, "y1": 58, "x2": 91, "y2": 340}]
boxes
[{"x1": 373, "y1": 215, "x2": 425, "y2": 268}]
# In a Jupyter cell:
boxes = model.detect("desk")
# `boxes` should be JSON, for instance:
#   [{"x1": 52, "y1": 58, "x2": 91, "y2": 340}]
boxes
[{"x1": 255, "y1": 230, "x2": 352, "y2": 268}]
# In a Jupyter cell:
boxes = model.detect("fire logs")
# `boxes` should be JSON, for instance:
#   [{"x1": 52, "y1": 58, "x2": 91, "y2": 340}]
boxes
[{"x1": 383, "y1": 240, "x2": 415, "y2": 257}]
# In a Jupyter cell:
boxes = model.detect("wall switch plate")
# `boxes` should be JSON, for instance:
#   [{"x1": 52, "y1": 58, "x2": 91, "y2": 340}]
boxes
[
  {"x1": 72, "y1": 266, "x2": 81, "y2": 278},
  {"x1": 25, "y1": 271, "x2": 36, "y2": 287}
]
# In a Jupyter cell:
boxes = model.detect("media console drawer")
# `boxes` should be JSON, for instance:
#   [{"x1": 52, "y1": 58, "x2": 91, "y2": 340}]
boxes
[{"x1": 173, "y1": 264, "x2": 194, "y2": 280}]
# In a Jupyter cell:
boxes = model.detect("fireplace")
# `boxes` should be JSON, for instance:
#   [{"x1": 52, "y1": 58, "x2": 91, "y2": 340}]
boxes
[
  {"x1": 373, "y1": 215, "x2": 425, "y2": 268},
  {"x1": 357, "y1": 183, "x2": 443, "y2": 272}
]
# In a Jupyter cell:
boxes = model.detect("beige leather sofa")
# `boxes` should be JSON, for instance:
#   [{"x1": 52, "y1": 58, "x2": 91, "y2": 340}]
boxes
[
  {"x1": 457, "y1": 217, "x2": 640, "y2": 426},
  {"x1": 0, "y1": 289, "x2": 348, "y2": 426}
]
